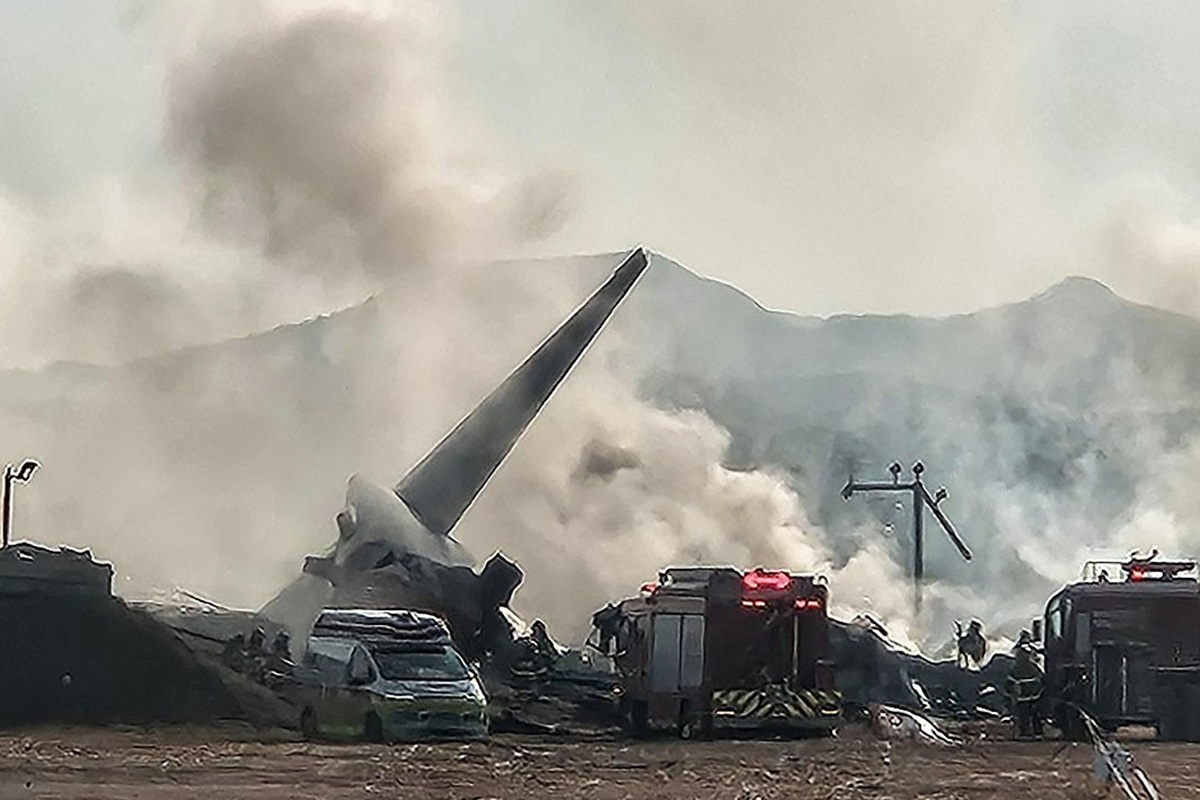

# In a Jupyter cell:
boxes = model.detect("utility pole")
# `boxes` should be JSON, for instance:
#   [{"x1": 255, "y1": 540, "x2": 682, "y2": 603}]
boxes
[
  {"x1": 2, "y1": 459, "x2": 40, "y2": 548},
  {"x1": 841, "y1": 461, "x2": 971, "y2": 615}
]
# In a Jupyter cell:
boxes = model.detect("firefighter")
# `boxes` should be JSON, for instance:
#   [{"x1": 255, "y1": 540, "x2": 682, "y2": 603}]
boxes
[
  {"x1": 529, "y1": 620, "x2": 558, "y2": 669},
  {"x1": 956, "y1": 620, "x2": 987, "y2": 670},
  {"x1": 1006, "y1": 629, "x2": 1044, "y2": 738},
  {"x1": 509, "y1": 620, "x2": 557, "y2": 680},
  {"x1": 591, "y1": 603, "x2": 623, "y2": 656},
  {"x1": 266, "y1": 630, "x2": 294, "y2": 685},
  {"x1": 246, "y1": 627, "x2": 268, "y2": 682},
  {"x1": 222, "y1": 633, "x2": 247, "y2": 673},
  {"x1": 271, "y1": 630, "x2": 291, "y2": 660}
]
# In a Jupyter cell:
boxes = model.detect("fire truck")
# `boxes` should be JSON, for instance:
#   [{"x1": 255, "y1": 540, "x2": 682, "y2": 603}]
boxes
[
  {"x1": 1038, "y1": 555, "x2": 1200, "y2": 741},
  {"x1": 595, "y1": 566, "x2": 841, "y2": 738}
]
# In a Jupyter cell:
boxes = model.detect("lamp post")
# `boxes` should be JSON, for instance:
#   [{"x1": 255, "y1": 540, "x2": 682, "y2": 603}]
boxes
[
  {"x1": 2, "y1": 459, "x2": 39, "y2": 548},
  {"x1": 841, "y1": 460, "x2": 971, "y2": 615}
]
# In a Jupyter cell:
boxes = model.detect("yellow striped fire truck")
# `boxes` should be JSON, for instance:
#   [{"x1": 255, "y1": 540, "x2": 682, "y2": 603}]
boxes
[{"x1": 595, "y1": 567, "x2": 842, "y2": 738}]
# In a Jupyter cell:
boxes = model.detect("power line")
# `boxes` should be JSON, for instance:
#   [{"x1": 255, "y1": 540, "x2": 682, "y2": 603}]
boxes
[{"x1": 841, "y1": 460, "x2": 971, "y2": 615}]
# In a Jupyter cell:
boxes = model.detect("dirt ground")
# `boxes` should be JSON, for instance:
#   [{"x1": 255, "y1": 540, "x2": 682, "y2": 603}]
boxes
[{"x1": 0, "y1": 725, "x2": 1196, "y2": 800}]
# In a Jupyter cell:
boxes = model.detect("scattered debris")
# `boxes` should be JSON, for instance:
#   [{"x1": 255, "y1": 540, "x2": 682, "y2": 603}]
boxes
[
  {"x1": 0, "y1": 543, "x2": 113, "y2": 597},
  {"x1": 1078, "y1": 709, "x2": 1162, "y2": 800},
  {"x1": 830, "y1": 616, "x2": 1013, "y2": 719},
  {"x1": 867, "y1": 703, "x2": 959, "y2": 746}
]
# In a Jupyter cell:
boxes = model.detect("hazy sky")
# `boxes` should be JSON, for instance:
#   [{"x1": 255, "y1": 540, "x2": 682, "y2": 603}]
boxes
[{"x1": 4, "y1": 1, "x2": 1200, "y2": 318}]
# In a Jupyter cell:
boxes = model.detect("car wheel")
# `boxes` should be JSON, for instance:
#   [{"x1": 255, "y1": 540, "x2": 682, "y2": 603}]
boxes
[
  {"x1": 300, "y1": 707, "x2": 319, "y2": 740},
  {"x1": 363, "y1": 712, "x2": 384, "y2": 743}
]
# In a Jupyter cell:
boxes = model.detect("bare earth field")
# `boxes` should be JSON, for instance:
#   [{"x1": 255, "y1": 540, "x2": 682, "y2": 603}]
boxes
[{"x1": 0, "y1": 726, "x2": 1196, "y2": 800}]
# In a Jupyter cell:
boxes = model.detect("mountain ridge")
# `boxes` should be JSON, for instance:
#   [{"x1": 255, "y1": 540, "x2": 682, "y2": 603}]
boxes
[{"x1": 0, "y1": 256, "x2": 1179, "y2": 381}]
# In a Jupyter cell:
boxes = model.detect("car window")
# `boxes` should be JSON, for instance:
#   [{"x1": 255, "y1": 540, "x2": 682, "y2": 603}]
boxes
[
  {"x1": 347, "y1": 647, "x2": 376, "y2": 684},
  {"x1": 1047, "y1": 598, "x2": 1062, "y2": 640},
  {"x1": 372, "y1": 648, "x2": 470, "y2": 681}
]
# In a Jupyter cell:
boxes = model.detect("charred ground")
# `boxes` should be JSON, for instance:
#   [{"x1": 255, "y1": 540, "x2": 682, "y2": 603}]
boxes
[{"x1": 0, "y1": 726, "x2": 1194, "y2": 800}]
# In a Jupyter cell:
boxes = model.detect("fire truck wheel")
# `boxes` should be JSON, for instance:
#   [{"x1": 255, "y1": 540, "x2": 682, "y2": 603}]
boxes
[
  {"x1": 1059, "y1": 706, "x2": 1088, "y2": 742},
  {"x1": 1154, "y1": 682, "x2": 1191, "y2": 742},
  {"x1": 1184, "y1": 684, "x2": 1200, "y2": 743},
  {"x1": 675, "y1": 705, "x2": 695, "y2": 740},
  {"x1": 623, "y1": 701, "x2": 649, "y2": 738},
  {"x1": 676, "y1": 702, "x2": 712, "y2": 741}
]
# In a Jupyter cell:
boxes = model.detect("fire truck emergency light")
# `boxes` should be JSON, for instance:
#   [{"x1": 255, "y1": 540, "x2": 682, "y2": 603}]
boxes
[
  {"x1": 1122, "y1": 558, "x2": 1195, "y2": 582},
  {"x1": 742, "y1": 569, "x2": 792, "y2": 592}
]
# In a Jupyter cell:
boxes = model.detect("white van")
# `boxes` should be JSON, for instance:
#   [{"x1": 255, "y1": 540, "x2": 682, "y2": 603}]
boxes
[{"x1": 298, "y1": 609, "x2": 488, "y2": 741}]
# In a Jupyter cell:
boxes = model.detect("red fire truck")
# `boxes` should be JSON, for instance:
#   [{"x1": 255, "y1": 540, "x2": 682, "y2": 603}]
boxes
[
  {"x1": 597, "y1": 566, "x2": 841, "y2": 737},
  {"x1": 1039, "y1": 555, "x2": 1200, "y2": 740}
]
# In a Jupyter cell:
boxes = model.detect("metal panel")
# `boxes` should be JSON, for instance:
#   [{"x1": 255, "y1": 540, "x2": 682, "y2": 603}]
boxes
[
  {"x1": 680, "y1": 615, "x2": 705, "y2": 689},
  {"x1": 651, "y1": 615, "x2": 683, "y2": 692},
  {"x1": 1093, "y1": 644, "x2": 1123, "y2": 715},
  {"x1": 1075, "y1": 611, "x2": 1091, "y2": 658},
  {"x1": 1123, "y1": 645, "x2": 1156, "y2": 716}
]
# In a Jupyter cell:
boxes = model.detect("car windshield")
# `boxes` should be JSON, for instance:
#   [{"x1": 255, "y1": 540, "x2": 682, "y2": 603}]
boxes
[{"x1": 371, "y1": 648, "x2": 470, "y2": 681}]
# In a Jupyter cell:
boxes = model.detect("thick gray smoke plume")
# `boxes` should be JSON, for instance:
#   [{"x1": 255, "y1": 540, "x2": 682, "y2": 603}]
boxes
[
  {"x1": 170, "y1": 7, "x2": 472, "y2": 279},
  {"x1": 0, "y1": 1, "x2": 583, "y2": 597}
]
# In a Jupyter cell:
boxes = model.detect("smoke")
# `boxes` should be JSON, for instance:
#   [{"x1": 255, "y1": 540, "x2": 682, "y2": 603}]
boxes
[
  {"x1": 169, "y1": 7, "x2": 466, "y2": 280},
  {"x1": 0, "y1": 0, "x2": 578, "y2": 368},
  {"x1": 451, "y1": 337, "x2": 939, "y2": 649},
  {"x1": 1096, "y1": 176, "x2": 1200, "y2": 316},
  {"x1": 0, "y1": 1, "x2": 584, "y2": 603}
]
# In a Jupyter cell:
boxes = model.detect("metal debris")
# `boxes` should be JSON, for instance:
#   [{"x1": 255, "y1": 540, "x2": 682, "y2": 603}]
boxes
[
  {"x1": 1077, "y1": 709, "x2": 1162, "y2": 800},
  {"x1": 867, "y1": 703, "x2": 959, "y2": 746}
]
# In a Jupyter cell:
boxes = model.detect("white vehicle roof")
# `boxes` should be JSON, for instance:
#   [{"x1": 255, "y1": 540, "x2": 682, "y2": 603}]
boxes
[{"x1": 311, "y1": 608, "x2": 453, "y2": 646}]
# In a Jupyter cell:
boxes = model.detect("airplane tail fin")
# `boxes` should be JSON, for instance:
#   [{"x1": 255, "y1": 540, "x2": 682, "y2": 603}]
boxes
[{"x1": 395, "y1": 247, "x2": 649, "y2": 537}]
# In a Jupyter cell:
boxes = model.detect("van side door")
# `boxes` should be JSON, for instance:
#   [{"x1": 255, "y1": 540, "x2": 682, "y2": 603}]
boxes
[
  {"x1": 342, "y1": 645, "x2": 378, "y2": 733},
  {"x1": 305, "y1": 639, "x2": 357, "y2": 736}
]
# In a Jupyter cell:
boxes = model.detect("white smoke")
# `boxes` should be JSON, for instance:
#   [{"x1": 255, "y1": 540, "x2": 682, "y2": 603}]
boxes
[{"x1": 0, "y1": 1, "x2": 582, "y2": 601}]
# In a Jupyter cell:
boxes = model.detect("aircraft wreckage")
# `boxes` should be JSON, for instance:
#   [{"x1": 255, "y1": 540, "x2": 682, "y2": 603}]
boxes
[
  {"x1": 150, "y1": 245, "x2": 1011, "y2": 727},
  {"x1": 261, "y1": 247, "x2": 650, "y2": 662}
]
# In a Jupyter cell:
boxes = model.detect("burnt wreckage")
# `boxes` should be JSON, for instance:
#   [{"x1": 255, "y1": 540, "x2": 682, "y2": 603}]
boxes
[
  {"x1": 260, "y1": 246, "x2": 1001, "y2": 724},
  {"x1": 262, "y1": 248, "x2": 649, "y2": 662}
]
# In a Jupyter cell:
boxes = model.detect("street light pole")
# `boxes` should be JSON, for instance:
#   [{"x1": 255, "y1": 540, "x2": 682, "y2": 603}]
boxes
[
  {"x1": 841, "y1": 461, "x2": 971, "y2": 615},
  {"x1": 2, "y1": 459, "x2": 39, "y2": 549},
  {"x1": 2, "y1": 464, "x2": 11, "y2": 549}
]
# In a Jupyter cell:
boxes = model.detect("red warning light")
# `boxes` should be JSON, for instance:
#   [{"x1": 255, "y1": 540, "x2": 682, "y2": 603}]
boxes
[
  {"x1": 794, "y1": 597, "x2": 823, "y2": 611},
  {"x1": 1130, "y1": 569, "x2": 1146, "y2": 582},
  {"x1": 640, "y1": 582, "x2": 659, "y2": 597},
  {"x1": 742, "y1": 569, "x2": 792, "y2": 592}
]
